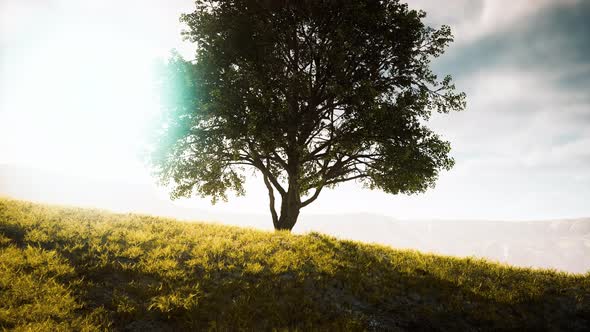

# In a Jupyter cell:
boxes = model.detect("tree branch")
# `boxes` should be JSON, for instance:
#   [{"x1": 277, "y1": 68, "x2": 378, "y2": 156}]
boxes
[
  {"x1": 263, "y1": 174, "x2": 279, "y2": 227},
  {"x1": 247, "y1": 141, "x2": 287, "y2": 196},
  {"x1": 323, "y1": 173, "x2": 368, "y2": 186},
  {"x1": 301, "y1": 186, "x2": 322, "y2": 207}
]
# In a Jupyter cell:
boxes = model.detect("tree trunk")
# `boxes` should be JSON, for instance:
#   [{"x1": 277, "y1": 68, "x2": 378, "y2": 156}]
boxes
[
  {"x1": 275, "y1": 203, "x2": 300, "y2": 231},
  {"x1": 274, "y1": 185, "x2": 301, "y2": 231}
]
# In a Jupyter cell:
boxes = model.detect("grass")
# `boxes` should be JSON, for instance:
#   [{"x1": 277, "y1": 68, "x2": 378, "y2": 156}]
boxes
[{"x1": 0, "y1": 197, "x2": 588, "y2": 331}]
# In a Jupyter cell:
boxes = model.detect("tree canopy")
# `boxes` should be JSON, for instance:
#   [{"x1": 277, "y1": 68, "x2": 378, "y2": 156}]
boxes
[{"x1": 149, "y1": 0, "x2": 466, "y2": 230}]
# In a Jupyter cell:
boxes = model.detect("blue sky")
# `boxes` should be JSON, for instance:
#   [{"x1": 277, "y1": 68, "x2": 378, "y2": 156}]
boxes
[{"x1": 0, "y1": 0, "x2": 589, "y2": 220}]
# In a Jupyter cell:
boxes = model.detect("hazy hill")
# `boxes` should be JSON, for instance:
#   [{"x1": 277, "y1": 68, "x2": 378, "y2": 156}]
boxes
[
  {"x1": 296, "y1": 215, "x2": 590, "y2": 274},
  {"x1": 0, "y1": 198, "x2": 588, "y2": 330},
  {"x1": 1, "y1": 164, "x2": 589, "y2": 273}
]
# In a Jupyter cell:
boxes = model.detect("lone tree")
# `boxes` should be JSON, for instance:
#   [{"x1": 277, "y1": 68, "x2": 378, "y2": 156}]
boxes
[{"x1": 149, "y1": 0, "x2": 465, "y2": 231}]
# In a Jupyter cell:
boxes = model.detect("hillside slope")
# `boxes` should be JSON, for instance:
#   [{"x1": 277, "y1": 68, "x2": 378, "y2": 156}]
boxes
[
  {"x1": 3, "y1": 164, "x2": 589, "y2": 274},
  {"x1": 0, "y1": 198, "x2": 589, "y2": 331}
]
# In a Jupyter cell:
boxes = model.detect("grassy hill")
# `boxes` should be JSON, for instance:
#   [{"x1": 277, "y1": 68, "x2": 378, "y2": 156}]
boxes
[{"x1": 0, "y1": 198, "x2": 588, "y2": 331}]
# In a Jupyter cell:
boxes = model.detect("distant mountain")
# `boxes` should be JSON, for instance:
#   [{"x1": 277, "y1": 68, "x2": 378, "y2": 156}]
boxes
[
  {"x1": 296, "y1": 215, "x2": 590, "y2": 273},
  {"x1": 1, "y1": 164, "x2": 589, "y2": 273}
]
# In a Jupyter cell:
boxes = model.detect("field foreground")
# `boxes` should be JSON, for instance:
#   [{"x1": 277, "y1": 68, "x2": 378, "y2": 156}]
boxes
[{"x1": 0, "y1": 198, "x2": 589, "y2": 331}]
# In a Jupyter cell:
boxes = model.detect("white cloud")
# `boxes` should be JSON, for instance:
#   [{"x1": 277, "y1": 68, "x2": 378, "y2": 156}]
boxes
[{"x1": 431, "y1": 64, "x2": 590, "y2": 168}]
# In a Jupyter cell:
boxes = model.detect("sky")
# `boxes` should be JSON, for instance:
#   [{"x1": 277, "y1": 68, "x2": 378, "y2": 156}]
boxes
[{"x1": 1, "y1": 0, "x2": 589, "y2": 221}]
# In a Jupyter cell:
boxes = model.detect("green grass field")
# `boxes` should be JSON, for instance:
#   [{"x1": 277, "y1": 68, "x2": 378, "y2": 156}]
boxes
[{"x1": 0, "y1": 198, "x2": 588, "y2": 331}]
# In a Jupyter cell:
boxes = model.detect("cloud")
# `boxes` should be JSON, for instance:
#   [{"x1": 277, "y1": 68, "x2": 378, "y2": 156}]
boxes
[
  {"x1": 431, "y1": 64, "x2": 590, "y2": 172},
  {"x1": 410, "y1": 0, "x2": 582, "y2": 44},
  {"x1": 397, "y1": 1, "x2": 590, "y2": 220},
  {"x1": 424, "y1": 1, "x2": 590, "y2": 172}
]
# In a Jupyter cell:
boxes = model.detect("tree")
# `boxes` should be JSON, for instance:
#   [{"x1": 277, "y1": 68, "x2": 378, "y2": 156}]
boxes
[{"x1": 148, "y1": 0, "x2": 466, "y2": 231}]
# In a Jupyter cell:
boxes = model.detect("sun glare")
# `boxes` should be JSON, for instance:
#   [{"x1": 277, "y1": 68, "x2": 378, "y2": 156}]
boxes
[{"x1": 1, "y1": 19, "x2": 161, "y2": 181}]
